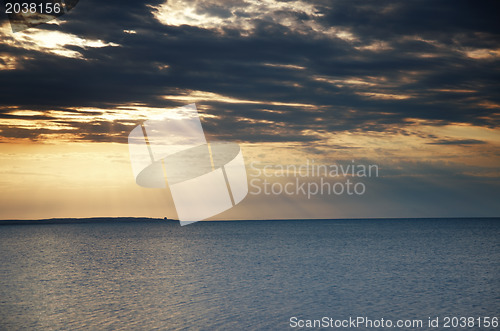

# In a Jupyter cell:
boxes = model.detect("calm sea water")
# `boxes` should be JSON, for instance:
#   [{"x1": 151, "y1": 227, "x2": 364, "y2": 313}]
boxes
[{"x1": 0, "y1": 219, "x2": 498, "y2": 330}]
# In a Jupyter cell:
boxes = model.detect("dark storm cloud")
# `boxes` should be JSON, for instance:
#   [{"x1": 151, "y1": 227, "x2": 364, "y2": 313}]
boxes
[
  {"x1": 0, "y1": 0, "x2": 499, "y2": 142},
  {"x1": 0, "y1": 118, "x2": 133, "y2": 142},
  {"x1": 427, "y1": 138, "x2": 487, "y2": 146},
  {"x1": 319, "y1": 0, "x2": 500, "y2": 41}
]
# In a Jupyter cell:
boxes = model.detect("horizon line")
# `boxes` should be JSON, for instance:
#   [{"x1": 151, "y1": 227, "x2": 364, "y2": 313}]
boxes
[{"x1": 1, "y1": 216, "x2": 499, "y2": 225}]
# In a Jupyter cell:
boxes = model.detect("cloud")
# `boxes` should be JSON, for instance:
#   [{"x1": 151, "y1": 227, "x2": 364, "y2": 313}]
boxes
[
  {"x1": 427, "y1": 138, "x2": 487, "y2": 146},
  {"x1": 2, "y1": 27, "x2": 119, "y2": 58},
  {"x1": 151, "y1": 0, "x2": 324, "y2": 34},
  {"x1": 0, "y1": 0, "x2": 499, "y2": 145}
]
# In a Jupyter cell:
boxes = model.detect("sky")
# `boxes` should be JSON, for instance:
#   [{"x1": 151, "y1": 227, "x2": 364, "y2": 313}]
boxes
[{"x1": 0, "y1": 0, "x2": 499, "y2": 220}]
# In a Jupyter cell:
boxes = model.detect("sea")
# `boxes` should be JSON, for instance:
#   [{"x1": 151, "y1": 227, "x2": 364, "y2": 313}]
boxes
[{"x1": 0, "y1": 218, "x2": 498, "y2": 330}]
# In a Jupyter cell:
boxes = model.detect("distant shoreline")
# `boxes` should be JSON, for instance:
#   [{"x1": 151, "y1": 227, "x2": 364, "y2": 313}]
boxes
[
  {"x1": 0, "y1": 217, "x2": 181, "y2": 225},
  {"x1": 0, "y1": 217, "x2": 499, "y2": 226}
]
